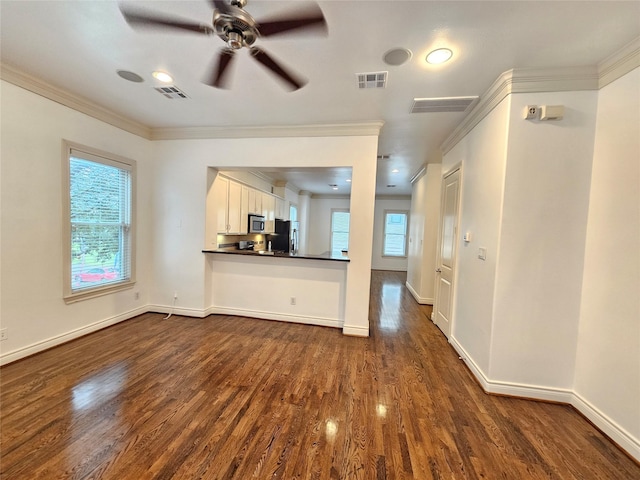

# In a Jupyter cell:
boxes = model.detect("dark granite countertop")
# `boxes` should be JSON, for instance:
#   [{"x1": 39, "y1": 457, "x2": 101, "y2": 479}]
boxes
[{"x1": 202, "y1": 249, "x2": 350, "y2": 262}]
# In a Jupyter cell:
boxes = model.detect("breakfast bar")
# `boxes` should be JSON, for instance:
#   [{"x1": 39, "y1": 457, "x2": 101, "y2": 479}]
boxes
[{"x1": 204, "y1": 248, "x2": 349, "y2": 329}]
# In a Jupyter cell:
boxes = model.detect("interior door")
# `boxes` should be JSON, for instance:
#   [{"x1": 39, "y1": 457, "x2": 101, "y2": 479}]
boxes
[{"x1": 434, "y1": 169, "x2": 461, "y2": 338}]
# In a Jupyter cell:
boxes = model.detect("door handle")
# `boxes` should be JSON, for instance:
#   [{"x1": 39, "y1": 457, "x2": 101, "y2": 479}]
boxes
[{"x1": 436, "y1": 268, "x2": 442, "y2": 273}]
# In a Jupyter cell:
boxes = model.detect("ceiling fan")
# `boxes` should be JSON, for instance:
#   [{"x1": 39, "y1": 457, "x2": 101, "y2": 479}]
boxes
[{"x1": 120, "y1": 0, "x2": 327, "y2": 91}]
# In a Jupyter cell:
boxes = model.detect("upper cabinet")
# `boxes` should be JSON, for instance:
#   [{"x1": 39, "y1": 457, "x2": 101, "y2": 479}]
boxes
[
  {"x1": 275, "y1": 197, "x2": 288, "y2": 221},
  {"x1": 247, "y1": 188, "x2": 261, "y2": 215},
  {"x1": 262, "y1": 192, "x2": 276, "y2": 233},
  {"x1": 212, "y1": 173, "x2": 285, "y2": 236},
  {"x1": 216, "y1": 176, "x2": 247, "y2": 235}
]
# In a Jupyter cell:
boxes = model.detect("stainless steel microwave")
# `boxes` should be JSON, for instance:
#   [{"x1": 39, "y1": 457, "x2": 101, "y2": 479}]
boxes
[{"x1": 248, "y1": 215, "x2": 265, "y2": 233}]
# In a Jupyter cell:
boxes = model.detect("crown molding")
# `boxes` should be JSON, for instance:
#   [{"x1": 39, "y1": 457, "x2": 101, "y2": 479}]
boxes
[
  {"x1": 1, "y1": 62, "x2": 383, "y2": 141},
  {"x1": 0, "y1": 63, "x2": 152, "y2": 139},
  {"x1": 149, "y1": 122, "x2": 384, "y2": 140},
  {"x1": 441, "y1": 66, "x2": 599, "y2": 155},
  {"x1": 598, "y1": 36, "x2": 640, "y2": 89},
  {"x1": 410, "y1": 165, "x2": 427, "y2": 184},
  {"x1": 375, "y1": 194, "x2": 412, "y2": 201},
  {"x1": 310, "y1": 194, "x2": 351, "y2": 200}
]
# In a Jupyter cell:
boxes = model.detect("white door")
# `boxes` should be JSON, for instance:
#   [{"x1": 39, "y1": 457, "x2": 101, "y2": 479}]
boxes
[{"x1": 434, "y1": 169, "x2": 461, "y2": 338}]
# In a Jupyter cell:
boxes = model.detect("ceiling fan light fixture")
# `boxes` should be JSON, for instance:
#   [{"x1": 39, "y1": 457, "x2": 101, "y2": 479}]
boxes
[
  {"x1": 152, "y1": 71, "x2": 173, "y2": 83},
  {"x1": 426, "y1": 48, "x2": 453, "y2": 64},
  {"x1": 227, "y1": 31, "x2": 244, "y2": 49}
]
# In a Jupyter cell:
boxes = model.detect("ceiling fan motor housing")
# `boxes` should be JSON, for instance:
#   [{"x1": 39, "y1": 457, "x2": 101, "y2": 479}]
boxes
[{"x1": 213, "y1": 6, "x2": 258, "y2": 49}]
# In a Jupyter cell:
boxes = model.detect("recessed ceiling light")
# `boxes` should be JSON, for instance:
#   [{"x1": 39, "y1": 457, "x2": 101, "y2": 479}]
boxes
[
  {"x1": 152, "y1": 71, "x2": 173, "y2": 83},
  {"x1": 117, "y1": 70, "x2": 144, "y2": 83},
  {"x1": 392, "y1": 169, "x2": 399, "y2": 173},
  {"x1": 426, "y1": 48, "x2": 453, "y2": 64},
  {"x1": 332, "y1": 186, "x2": 339, "y2": 190},
  {"x1": 346, "y1": 179, "x2": 352, "y2": 183}
]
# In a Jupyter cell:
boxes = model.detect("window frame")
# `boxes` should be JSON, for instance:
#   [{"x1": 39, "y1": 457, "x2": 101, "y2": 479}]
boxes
[
  {"x1": 330, "y1": 208, "x2": 350, "y2": 256},
  {"x1": 382, "y1": 210, "x2": 409, "y2": 258},
  {"x1": 62, "y1": 140, "x2": 136, "y2": 303}
]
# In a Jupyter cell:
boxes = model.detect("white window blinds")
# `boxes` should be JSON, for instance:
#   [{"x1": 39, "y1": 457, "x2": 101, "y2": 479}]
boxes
[
  {"x1": 68, "y1": 148, "x2": 133, "y2": 295},
  {"x1": 383, "y1": 211, "x2": 408, "y2": 257},
  {"x1": 331, "y1": 210, "x2": 350, "y2": 256}
]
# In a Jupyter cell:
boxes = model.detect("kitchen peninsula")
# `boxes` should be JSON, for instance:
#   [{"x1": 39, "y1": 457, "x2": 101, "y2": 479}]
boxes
[
  {"x1": 204, "y1": 169, "x2": 352, "y2": 331},
  {"x1": 203, "y1": 248, "x2": 349, "y2": 262}
]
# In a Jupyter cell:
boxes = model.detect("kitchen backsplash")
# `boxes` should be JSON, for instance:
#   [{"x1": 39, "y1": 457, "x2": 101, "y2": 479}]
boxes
[{"x1": 217, "y1": 234, "x2": 265, "y2": 249}]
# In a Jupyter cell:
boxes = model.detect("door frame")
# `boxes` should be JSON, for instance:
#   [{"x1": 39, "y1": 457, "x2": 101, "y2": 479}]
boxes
[{"x1": 433, "y1": 164, "x2": 462, "y2": 339}]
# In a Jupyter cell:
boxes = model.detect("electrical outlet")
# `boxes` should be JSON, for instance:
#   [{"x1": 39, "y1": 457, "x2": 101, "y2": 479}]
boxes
[
  {"x1": 0, "y1": 328, "x2": 7, "y2": 341},
  {"x1": 174, "y1": 292, "x2": 178, "y2": 300},
  {"x1": 290, "y1": 297, "x2": 296, "y2": 305},
  {"x1": 134, "y1": 291, "x2": 140, "y2": 300}
]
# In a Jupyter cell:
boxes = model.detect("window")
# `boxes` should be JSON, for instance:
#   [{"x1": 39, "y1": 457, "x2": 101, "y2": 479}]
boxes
[
  {"x1": 331, "y1": 209, "x2": 350, "y2": 256},
  {"x1": 63, "y1": 141, "x2": 136, "y2": 302},
  {"x1": 383, "y1": 211, "x2": 408, "y2": 257},
  {"x1": 289, "y1": 204, "x2": 298, "y2": 222}
]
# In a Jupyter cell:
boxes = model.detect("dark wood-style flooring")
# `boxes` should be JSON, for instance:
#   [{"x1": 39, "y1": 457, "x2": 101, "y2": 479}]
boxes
[{"x1": 1, "y1": 271, "x2": 638, "y2": 479}]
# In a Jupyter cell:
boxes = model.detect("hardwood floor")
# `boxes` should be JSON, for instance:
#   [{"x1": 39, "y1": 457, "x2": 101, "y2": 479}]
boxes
[{"x1": 1, "y1": 271, "x2": 638, "y2": 479}]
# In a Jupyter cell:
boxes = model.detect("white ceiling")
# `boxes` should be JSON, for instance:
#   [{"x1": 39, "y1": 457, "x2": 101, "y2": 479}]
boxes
[{"x1": 1, "y1": 1, "x2": 639, "y2": 195}]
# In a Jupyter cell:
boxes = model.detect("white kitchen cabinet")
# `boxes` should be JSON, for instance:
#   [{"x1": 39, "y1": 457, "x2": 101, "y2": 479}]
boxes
[
  {"x1": 227, "y1": 180, "x2": 243, "y2": 233},
  {"x1": 262, "y1": 192, "x2": 276, "y2": 233},
  {"x1": 215, "y1": 176, "x2": 229, "y2": 234},
  {"x1": 247, "y1": 188, "x2": 261, "y2": 215},
  {"x1": 216, "y1": 176, "x2": 245, "y2": 234},
  {"x1": 275, "y1": 197, "x2": 285, "y2": 220},
  {"x1": 240, "y1": 185, "x2": 250, "y2": 234}
]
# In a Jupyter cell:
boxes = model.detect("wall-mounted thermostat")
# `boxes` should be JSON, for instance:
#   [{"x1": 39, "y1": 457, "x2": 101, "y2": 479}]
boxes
[{"x1": 539, "y1": 105, "x2": 564, "y2": 121}]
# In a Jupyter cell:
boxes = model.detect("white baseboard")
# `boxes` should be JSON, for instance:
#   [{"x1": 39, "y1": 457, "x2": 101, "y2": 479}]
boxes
[
  {"x1": 405, "y1": 281, "x2": 434, "y2": 305},
  {"x1": 449, "y1": 335, "x2": 639, "y2": 461},
  {"x1": 572, "y1": 391, "x2": 640, "y2": 461},
  {"x1": 342, "y1": 324, "x2": 369, "y2": 337},
  {"x1": 0, "y1": 306, "x2": 148, "y2": 366},
  {"x1": 208, "y1": 306, "x2": 343, "y2": 329},
  {"x1": 450, "y1": 336, "x2": 574, "y2": 402},
  {"x1": 147, "y1": 304, "x2": 208, "y2": 318}
]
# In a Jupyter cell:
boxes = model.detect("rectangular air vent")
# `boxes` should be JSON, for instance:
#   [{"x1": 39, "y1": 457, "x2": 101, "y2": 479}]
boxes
[
  {"x1": 410, "y1": 96, "x2": 479, "y2": 113},
  {"x1": 356, "y1": 71, "x2": 387, "y2": 89},
  {"x1": 154, "y1": 85, "x2": 189, "y2": 99}
]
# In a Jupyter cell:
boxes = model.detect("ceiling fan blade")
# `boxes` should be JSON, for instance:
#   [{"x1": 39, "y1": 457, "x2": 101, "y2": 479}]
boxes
[
  {"x1": 120, "y1": 7, "x2": 214, "y2": 35},
  {"x1": 209, "y1": 0, "x2": 233, "y2": 16},
  {"x1": 205, "y1": 49, "x2": 236, "y2": 89},
  {"x1": 250, "y1": 47, "x2": 307, "y2": 91},
  {"x1": 256, "y1": 4, "x2": 327, "y2": 37}
]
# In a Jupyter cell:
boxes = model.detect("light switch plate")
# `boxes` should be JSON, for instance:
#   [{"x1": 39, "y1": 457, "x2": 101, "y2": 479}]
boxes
[{"x1": 478, "y1": 247, "x2": 487, "y2": 261}]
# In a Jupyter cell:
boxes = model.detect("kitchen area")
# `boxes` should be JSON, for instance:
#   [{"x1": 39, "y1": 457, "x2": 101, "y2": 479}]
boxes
[{"x1": 203, "y1": 168, "x2": 351, "y2": 331}]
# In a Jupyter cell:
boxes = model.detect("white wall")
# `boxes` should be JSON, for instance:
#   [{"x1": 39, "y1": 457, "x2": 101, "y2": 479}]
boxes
[
  {"x1": 0, "y1": 81, "x2": 153, "y2": 364},
  {"x1": 445, "y1": 97, "x2": 511, "y2": 374},
  {"x1": 407, "y1": 164, "x2": 441, "y2": 304},
  {"x1": 211, "y1": 254, "x2": 347, "y2": 328},
  {"x1": 574, "y1": 67, "x2": 640, "y2": 456},
  {"x1": 371, "y1": 197, "x2": 411, "y2": 271},
  {"x1": 151, "y1": 136, "x2": 377, "y2": 336},
  {"x1": 442, "y1": 68, "x2": 639, "y2": 458},
  {"x1": 491, "y1": 90, "x2": 598, "y2": 388},
  {"x1": 297, "y1": 192, "x2": 311, "y2": 254},
  {"x1": 307, "y1": 196, "x2": 350, "y2": 255}
]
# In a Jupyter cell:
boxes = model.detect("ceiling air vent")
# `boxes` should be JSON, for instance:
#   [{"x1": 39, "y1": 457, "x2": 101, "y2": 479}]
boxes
[
  {"x1": 154, "y1": 85, "x2": 189, "y2": 99},
  {"x1": 357, "y1": 71, "x2": 387, "y2": 89},
  {"x1": 410, "y1": 96, "x2": 479, "y2": 113}
]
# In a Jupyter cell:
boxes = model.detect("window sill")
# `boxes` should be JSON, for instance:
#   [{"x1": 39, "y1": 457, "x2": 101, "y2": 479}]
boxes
[{"x1": 64, "y1": 281, "x2": 135, "y2": 304}]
